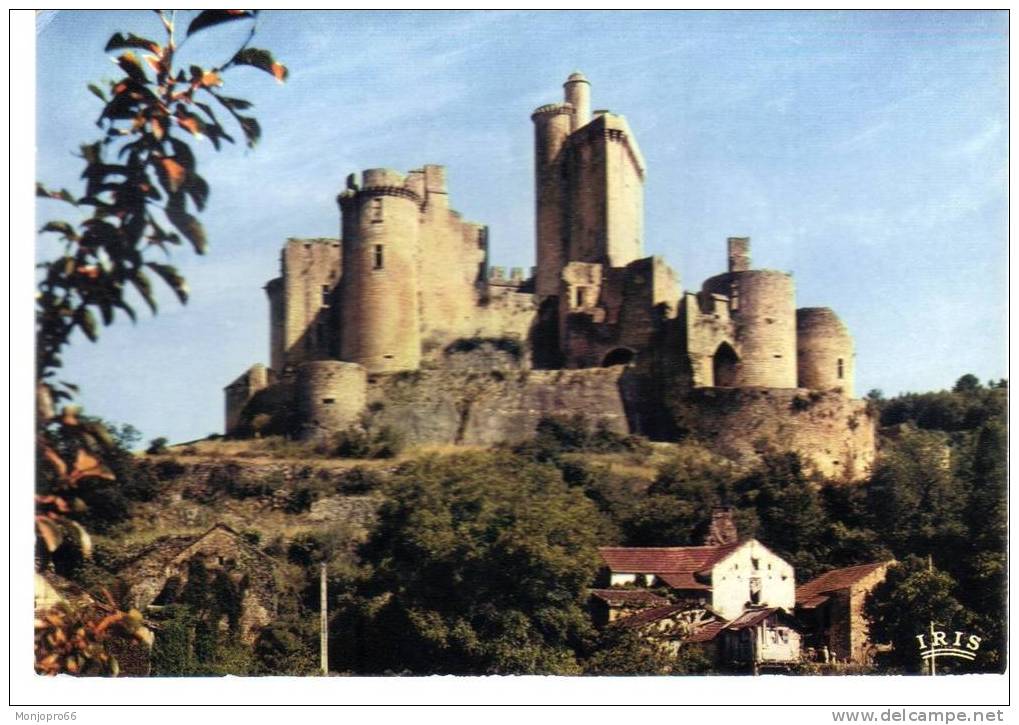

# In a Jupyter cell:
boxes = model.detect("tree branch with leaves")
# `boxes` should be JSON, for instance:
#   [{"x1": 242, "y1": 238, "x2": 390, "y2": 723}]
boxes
[{"x1": 35, "y1": 9, "x2": 287, "y2": 675}]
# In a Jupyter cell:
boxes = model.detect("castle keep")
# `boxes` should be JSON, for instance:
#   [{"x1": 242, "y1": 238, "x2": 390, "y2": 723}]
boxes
[{"x1": 225, "y1": 73, "x2": 875, "y2": 479}]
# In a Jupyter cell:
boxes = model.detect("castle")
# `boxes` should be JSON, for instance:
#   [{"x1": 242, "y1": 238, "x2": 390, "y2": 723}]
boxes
[{"x1": 225, "y1": 73, "x2": 875, "y2": 479}]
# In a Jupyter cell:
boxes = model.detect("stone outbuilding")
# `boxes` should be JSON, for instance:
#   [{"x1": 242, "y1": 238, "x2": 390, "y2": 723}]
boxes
[
  {"x1": 119, "y1": 523, "x2": 280, "y2": 644},
  {"x1": 796, "y1": 560, "x2": 894, "y2": 664},
  {"x1": 588, "y1": 588, "x2": 671, "y2": 628}
]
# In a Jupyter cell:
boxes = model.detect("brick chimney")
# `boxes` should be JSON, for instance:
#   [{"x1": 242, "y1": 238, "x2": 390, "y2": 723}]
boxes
[{"x1": 703, "y1": 507, "x2": 738, "y2": 546}]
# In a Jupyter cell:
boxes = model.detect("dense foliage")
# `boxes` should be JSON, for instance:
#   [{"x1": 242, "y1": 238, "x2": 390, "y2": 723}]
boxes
[{"x1": 334, "y1": 450, "x2": 607, "y2": 674}]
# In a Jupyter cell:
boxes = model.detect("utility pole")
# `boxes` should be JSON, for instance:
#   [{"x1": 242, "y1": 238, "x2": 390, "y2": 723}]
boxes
[
  {"x1": 928, "y1": 554, "x2": 935, "y2": 677},
  {"x1": 320, "y1": 562, "x2": 328, "y2": 676}
]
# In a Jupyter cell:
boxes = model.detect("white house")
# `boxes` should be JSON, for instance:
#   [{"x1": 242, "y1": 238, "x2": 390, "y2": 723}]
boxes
[{"x1": 598, "y1": 538, "x2": 795, "y2": 620}]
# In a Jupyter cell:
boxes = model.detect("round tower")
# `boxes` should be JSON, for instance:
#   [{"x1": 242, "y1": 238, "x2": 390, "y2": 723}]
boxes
[
  {"x1": 563, "y1": 72, "x2": 591, "y2": 131},
  {"x1": 796, "y1": 307, "x2": 854, "y2": 395},
  {"x1": 703, "y1": 270, "x2": 797, "y2": 388},
  {"x1": 339, "y1": 169, "x2": 422, "y2": 373},
  {"x1": 531, "y1": 102, "x2": 574, "y2": 301},
  {"x1": 296, "y1": 360, "x2": 367, "y2": 438}
]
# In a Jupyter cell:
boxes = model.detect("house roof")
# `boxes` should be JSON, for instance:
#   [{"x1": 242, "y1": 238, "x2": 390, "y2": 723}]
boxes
[
  {"x1": 725, "y1": 607, "x2": 782, "y2": 631},
  {"x1": 687, "y1": 620, "x2": 727, "y2": 643},
  {"x1": 656, "y1": 572, "x2": 711, "y2": 590},
  {"x1": 796, "y1": 562, "x2": 892, "y2": 609},
  {"x1": 598, "y1": 543, "x2": 742, "y2": 576},
  {"x1": 589, "y1": 589, "x2": 670, "y2": 608},
  {"x1": 614, "y1": 605, "x2": 688, "y2": 629}
]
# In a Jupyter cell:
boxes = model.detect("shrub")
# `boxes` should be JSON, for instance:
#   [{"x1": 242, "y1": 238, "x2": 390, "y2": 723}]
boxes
[
  {"x1": 146, "y1": 437, "x2": 169, "y2": 455},
  {"x1": 154, "y1": 458, "x2": 187, "y2": 480},
  {"x1": 334, "y1": 466, "x2": 384, "y2": 494},
  {"x1": 332, "y1": 426, "x2": 403, "y2": 460},
  {"x1": 285, "y1": 486, "x2": 317, "y2": 514}
]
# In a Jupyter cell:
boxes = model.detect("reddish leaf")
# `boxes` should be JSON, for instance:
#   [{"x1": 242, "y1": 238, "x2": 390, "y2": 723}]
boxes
[{"x1": 159, "y1": 157, "x2": 187, "y2": 193}]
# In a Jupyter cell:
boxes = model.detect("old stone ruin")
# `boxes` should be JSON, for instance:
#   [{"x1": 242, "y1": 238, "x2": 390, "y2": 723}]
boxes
[{"x1": 224, "y1": 73, "x2": 875, "y2": 480}]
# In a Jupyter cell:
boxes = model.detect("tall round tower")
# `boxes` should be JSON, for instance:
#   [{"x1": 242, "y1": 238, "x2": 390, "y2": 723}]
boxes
[
  {"x1": 796, "y1": 307, "x2": 854, "y2": 395},
  {"x1": 338, "y1": 169, "x2": 422, "y2": 373},
  {"x1": 563, "y1": 71, "x2": 591, "y2": 131},
  {"x1": 703, "y1": 270, "x2": 798, "y2": 388},
  {"x1": 532, "y1": 102, "x2": 574, "y2": 301}
]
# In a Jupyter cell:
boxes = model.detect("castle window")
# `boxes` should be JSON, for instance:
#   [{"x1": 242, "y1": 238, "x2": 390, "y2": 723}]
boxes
[
  {"x1": 837, "y1": 358, "x2": 845, "y2": 379},
  {"x1": 322, "y1": 398, "x2": 335, "y2": 405},
  {"x1": 321, "y1": 285, "x2": 330, "y2": 307},
  {"x1": 373, "y1": 245, "x2": 384, "y2": 270},
  {"x1": 575, "y1": 286, "x2": 587, "y2": 307},
  {"x1": 371, "y1": 197, "x2": 383, "y2": 223}
]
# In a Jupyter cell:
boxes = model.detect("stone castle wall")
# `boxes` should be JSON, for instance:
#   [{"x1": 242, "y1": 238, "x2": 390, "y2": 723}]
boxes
[
  {"x1": 296, "y1": 360, "x2": 367, "y2": 439},
  {"x1": 365, "y1": 367, "x2": 635, "y2": 447},
  {"x1": 671, "y1": 387, "x2": 876, "y2": 481},
  {"x1": 278, "y1": 239, "x2": 341, "y2": 368},
  {"x1": 797, "y1": 307, "x2": 855, "y2": 396},
  {"x1": 702, "y1": 270, "x2": 797, "y2": 388}
]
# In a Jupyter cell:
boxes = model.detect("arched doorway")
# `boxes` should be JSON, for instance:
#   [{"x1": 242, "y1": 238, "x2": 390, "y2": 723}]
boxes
[
  {"x1": 712, "y1": 342, "x2": 739, "y2": 387},
  {"x1": 602, "y1": 347, "x2": 636, "y2": 367}
]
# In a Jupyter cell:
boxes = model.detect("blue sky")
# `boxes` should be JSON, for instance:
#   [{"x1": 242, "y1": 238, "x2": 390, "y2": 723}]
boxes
[{"x1": 34, "y1": 10, "x2": 1008, "y2": 444}]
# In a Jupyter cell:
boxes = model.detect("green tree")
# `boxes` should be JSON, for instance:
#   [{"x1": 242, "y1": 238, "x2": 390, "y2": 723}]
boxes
[
  {"x1": 737, "y1": 452, "x2": 830, "y2": 581},
  {"x1": 354, "y1": 450, "x2": 606, "y2": 674},
  {"x1": 582, "y1": 628, "x2": 676, "y2": 675},
  {"x1": 865, "y1": 427, "x2": 968, "y2": 558},
  {"x1": 952, "y1": 374, "x2": 981, "y2": 393},
  {"x1": 864, "y1": 556, "x2": 971, "y2": 673}
]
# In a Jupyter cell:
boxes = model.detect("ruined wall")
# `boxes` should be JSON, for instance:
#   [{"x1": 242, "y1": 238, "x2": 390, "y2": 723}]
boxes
[
  {"x1": 671, "y1": 387, "x2": 876, "y2": 481},
  {"x1": 797, "y1": 307, "x2": 855, "y2": 396},
  {"x1": 415, "y1": 164, "x2": 489, "y2": 347},
  {"x1": 681, "y1": 291, "x2": 737, "y2": 388},
  {"x1": 848, "y1": 563, "x2": 891, "y2": 663},
  {"x1": 366, "y1": 367, "x2": 635, "y2": 447},
  {"x1": 265, "y1": 277, "x2": 285, "y2": 373},
  {"x1": 224, "y1": 364, "x2": 270, "y2": 436},
  {"x1": 280, "y1": 239, "x2": 341, "y2": 367}
]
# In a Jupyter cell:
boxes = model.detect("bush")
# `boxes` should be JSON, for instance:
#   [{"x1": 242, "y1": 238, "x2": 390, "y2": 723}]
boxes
[
  {"x1": 334, "y1": 466, "x2": 384, "y2": 494},
  {"x1": 146, "y1": 437, "x2": 169, "y2": 455},
  {"x1": 207, "y1": 462, "x2": 274, "y2": 500},
  {"x1": 444, "y1": 336, "x2": 523, "y2": 360},
  {"x1": 332, "y1": 426, "x2": 403, "y2": 460},
  {"x1": 154, "y1": 458, "x2": 187, "y2": 480},
  {"x1": 285, "y1": 486, "x2": 317, "y2": 514}
]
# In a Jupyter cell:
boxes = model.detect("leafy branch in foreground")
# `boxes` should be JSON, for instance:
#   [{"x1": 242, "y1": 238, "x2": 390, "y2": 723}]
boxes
[
  {"x1": 36, "y1": 9, "x2": 287, "y2": 390},
  {"x1": 34, "y1": 10, "x2": 287, "y2": 677}
]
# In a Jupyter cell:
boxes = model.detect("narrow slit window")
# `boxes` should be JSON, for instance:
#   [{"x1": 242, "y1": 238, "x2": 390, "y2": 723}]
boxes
[
  {"x1": 373, "y1": 245, "x2": 384, "y2": 270},
  {"x1": 322, "y1": 398, "x2": 335, "y2": 405},
  {"x1": 371, "y1": 197, "x2": 383, "y2": 223},
  {"x1": 321, "y1": 285, "x2": 330, "y2": 306},
  {"x1": 837, "y1": 358, "x2": 845, "y2": 379},
  {"x1": 575, "y1": 286, "x2": 586, "y2": 307}
]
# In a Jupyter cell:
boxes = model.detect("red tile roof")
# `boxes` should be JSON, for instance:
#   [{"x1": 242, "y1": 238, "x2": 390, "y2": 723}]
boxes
[
  {"x1": 656, "y1": 572, "x2": 711, "y2": 590},
  {"x1": 796, "y1": 561, "x2": 893, "y2": 609},
  {"x1": 687, "y1": 620, "x2": 727, "y2": 643},
  {"x1": 598, "y1": 543, "x2": 742, "y2": 576},
  {"x1": 589, "y1": 589, "x2": 670, "y2": 608}
]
